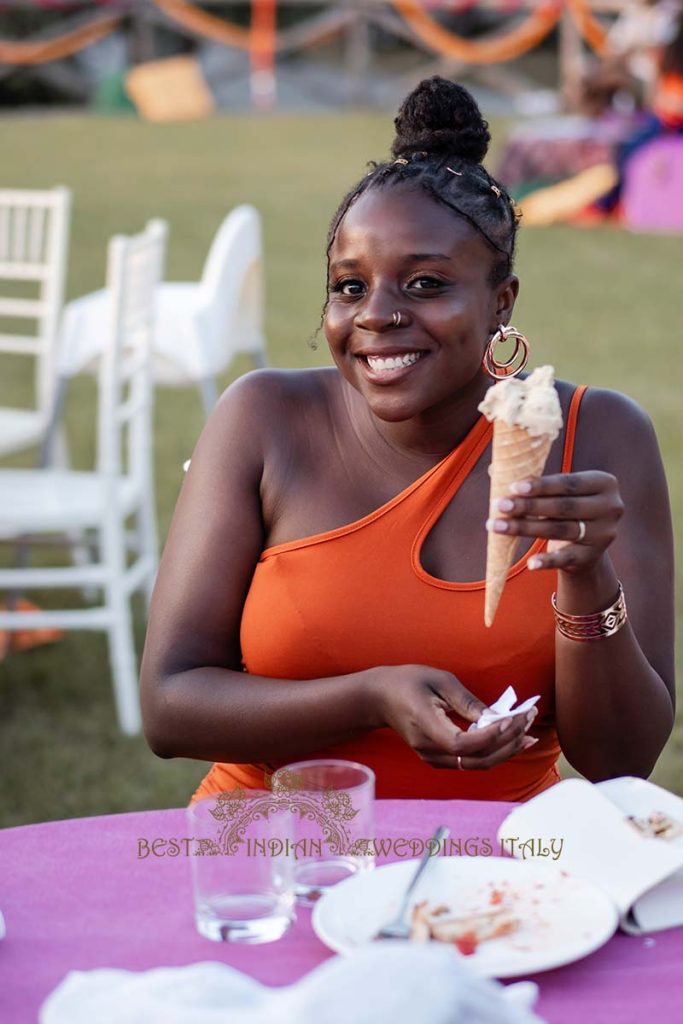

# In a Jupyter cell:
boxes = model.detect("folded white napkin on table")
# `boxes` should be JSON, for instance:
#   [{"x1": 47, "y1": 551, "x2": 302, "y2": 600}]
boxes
[{"x1": 40, "y1": 944, "x2": 545, "y2": 1024}]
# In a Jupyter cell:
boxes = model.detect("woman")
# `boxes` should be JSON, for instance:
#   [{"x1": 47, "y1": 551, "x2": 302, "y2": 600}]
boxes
[{"x1": 140, "y1": 78, "x2": 674, "y2": 803}]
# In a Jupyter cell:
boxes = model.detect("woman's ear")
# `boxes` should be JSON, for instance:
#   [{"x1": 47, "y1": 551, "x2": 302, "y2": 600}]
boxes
[{"x1": 493, "y1": 274, "x2": 519, "y2": 327}]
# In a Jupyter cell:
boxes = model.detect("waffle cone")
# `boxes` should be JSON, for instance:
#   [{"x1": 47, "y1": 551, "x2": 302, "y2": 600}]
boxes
[{"x1": 485, "y1": 421, "x2": 553, "y2": 627}]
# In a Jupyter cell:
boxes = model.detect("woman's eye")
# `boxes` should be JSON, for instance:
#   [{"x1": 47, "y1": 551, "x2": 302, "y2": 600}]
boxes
[
  {"x1": 408, "y1": 276, "x2": 445, "y2": 291},
  {"x1": 330, "y1": 279, "x2": 365, "y2": 297}
]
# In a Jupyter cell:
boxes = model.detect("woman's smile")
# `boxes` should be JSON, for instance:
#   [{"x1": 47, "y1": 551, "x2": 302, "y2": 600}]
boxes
[{"x1": 355, "y1": 347, "x2": 429, "y2": 385}]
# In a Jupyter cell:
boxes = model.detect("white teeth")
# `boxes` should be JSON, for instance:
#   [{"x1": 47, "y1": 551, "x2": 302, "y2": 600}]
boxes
[{"x1": 366, "y1": 352, "x2": 423, "y2": 371}]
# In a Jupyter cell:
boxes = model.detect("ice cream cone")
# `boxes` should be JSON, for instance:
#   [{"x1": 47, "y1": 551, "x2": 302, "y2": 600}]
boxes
[
  {"x1": 484, "y1": 421, "x2": 553, "y2": 627},
  {"x1": 478, "y1": 365, "x2": 563, "y2": 627}
]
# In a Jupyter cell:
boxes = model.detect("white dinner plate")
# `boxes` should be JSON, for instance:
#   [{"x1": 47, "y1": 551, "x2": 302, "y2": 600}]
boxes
[{"x1": 311, "y1": 856, "x2": 618, "y2": 978}]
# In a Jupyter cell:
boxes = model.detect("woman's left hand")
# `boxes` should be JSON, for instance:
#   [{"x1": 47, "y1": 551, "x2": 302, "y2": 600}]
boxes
[{"x1": 486, "y1": 470, "x2": 625, "y2": 575}]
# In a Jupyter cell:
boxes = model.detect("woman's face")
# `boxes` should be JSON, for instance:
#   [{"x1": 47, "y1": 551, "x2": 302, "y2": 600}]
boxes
[{"x1": 324, "y1": 185, "x2": 517, "y2": 424}]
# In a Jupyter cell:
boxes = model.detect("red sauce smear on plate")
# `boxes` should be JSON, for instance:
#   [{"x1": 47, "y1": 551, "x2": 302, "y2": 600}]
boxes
[{"x1": 454, "y1": 933, "x2": 478, "y2": 956}]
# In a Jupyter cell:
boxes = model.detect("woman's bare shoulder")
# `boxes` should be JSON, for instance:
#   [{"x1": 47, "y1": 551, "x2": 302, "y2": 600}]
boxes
[
  {"x1": 566, "y1": 383, "x2": 660, "y2": 470},
  {"x1": 203, "y1": 366, "x2": 338, "y2": 460},
  {"x1": 214, "y1": 366, "x2": 337, "y2": 423},
  {"x1": 201, "y1": 367, "x2": 344, "y2": 544}
]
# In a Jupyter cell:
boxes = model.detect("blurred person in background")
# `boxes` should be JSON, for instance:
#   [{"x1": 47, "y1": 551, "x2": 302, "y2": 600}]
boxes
[
  {"x1": 516, "y1": 6, "x2": 683, "y2": 224},
  {"x1": 606, "y1": 0, "x2": 681, "y2": 100},
  {"x1": 594, "y1": 1, "x2": 683, "y2": 214}
]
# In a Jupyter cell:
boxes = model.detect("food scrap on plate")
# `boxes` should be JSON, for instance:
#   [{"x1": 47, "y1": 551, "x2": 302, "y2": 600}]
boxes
[
  {"x1": 409, "y1": 898, "x2": 520, "y2": 956},
  {"x1": 626, "y1": 812, "x2": 683, "y2": 841}
]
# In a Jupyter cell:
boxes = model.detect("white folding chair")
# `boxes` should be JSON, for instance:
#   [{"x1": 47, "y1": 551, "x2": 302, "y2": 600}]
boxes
[
  {"x1": 0, "y1": 220, "x2": 168, "y2": 735},
  {"x1": 0, "y1": 187, "x2": 71, "y2": 461},
  {"x1": 57, "y1": 204, "x2": 268, "y2": 416}
]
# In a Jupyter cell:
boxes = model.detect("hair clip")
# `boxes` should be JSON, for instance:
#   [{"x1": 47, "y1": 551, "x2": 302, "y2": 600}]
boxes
[
  {"x1": 393, "y1": 157, "x2": 409, "y2": 166},
  {"x1": 446, "y1": 167, "x2": 463, "y2": 176},
  {"x1": 491, "y1": 185, "x2": 502, "y2": 198}
]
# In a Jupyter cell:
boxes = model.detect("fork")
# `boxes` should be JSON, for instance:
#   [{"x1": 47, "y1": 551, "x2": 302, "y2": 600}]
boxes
[{"x1": 374, "y1": 825, "x2": 449, "y2": 940}]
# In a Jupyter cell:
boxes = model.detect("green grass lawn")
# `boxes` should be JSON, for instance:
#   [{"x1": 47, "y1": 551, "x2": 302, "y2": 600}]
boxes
[{"x1": 1, "y1": 112, "x2": 681, "y2": 827}]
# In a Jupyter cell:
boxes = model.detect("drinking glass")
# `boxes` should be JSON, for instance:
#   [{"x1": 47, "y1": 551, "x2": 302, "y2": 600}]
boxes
[
  {"x1": 270, "y1": 759, "x2": 375, "y2": 905},
  {"x1": 187, "y1": 790, "x2": 296, "y2": 943}
]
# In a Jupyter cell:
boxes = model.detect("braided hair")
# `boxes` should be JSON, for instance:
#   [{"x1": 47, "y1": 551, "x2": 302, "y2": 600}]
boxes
[{"x1": 326, "y1": 77, "x2": 519, "y2": 292}]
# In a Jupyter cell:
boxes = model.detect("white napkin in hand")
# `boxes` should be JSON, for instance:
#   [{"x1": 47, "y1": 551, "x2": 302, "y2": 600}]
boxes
[
  {"x1": 40, "y1": 944, "x2": 545, "y2": 1024},
  {"x1": 469, "y1": 685, "x2": 540, "y2": 732}
]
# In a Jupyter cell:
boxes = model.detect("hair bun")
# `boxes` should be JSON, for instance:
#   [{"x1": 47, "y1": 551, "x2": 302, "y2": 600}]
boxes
[{"x1": 391, "y1": 76, "x2": 490, "y2": 164}]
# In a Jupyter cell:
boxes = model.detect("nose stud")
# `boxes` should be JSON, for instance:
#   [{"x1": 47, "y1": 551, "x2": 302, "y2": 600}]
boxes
[{"x1": 391, "y1": 311, "x2": 402, "y2": 327}]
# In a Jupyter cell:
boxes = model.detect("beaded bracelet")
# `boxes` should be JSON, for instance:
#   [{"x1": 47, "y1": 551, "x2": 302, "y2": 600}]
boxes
[{"x1": 551, "y1": 583, "x2": 627, "y2": 642}]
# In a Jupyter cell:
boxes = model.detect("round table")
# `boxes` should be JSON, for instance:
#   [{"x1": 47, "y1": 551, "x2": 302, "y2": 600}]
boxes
[{"x1": 2, "y1": 799, "x2": 682, "y2": 1022}]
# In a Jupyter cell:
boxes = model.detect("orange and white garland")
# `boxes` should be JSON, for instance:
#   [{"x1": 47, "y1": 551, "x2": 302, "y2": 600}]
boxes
[
  {"x1": 391, "y1": 1, "x2": 562, "y2": 65},
  {"x1": 566, "y1": 0, "x2": 609, "y2": 54},
  {"x1": 0, "y1": 2, "x2": 614, "y2": 68},
  {"x1": 0, "y1": 12, "x2": 121, "y2": 66},
  {"x1": 151, "y1": 0, "x2": 250, "y2": 51}
]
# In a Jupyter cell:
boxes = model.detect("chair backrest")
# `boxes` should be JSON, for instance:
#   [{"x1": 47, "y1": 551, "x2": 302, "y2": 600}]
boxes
[
  {"x1": 97, "y1": 220, "x2": 167, "y2": 495},
  {"x1": 623, "y1": 136, "x2": 683, "y2": 233},
  {"x1": 194, "y1": 204, "x2": 265, "y2": 373},
  {"x1": 0, "y1": 187, "x2": 71, "y2": 415}
]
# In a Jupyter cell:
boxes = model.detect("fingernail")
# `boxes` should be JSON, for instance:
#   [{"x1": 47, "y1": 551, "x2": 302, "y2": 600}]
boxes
[
  {"x1": 527, "y1": 709, "x2": 537, "y2": 724},
  {"x1": 500, "y1": 719, "x2": 513, "y2": 733},
  {"x1": 486, "y1": 518, "x2": 508, "y2": 533},
  {"x1": 528, "y1": 556, "x2": 542, "y2": 570},
  {"x1": 511, "y1": 481, "x2": 533, "y2": 495},
  {"x1": 522, "y1": 736, "x2": 539, "y2": 749},
  {"x1": 495, "y1": 498, "x2": 514, "y2": 513}
]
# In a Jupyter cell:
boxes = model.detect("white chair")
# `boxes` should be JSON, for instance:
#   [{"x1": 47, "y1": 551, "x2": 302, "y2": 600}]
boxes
[
  {"x1": 57, "y1": 204, "x2": 268, "y2": 416},
  {"x1": 0, "y1": 187, "x2": 71, "y2": 461},
  {"x1": 0, "y1": 220, "x2": 168, "y2": 735}
]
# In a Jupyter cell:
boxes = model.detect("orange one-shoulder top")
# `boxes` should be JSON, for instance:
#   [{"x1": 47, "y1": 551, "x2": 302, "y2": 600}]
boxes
[{"x1": 192, "y1": 386, "x2": 587, "y2": 803}]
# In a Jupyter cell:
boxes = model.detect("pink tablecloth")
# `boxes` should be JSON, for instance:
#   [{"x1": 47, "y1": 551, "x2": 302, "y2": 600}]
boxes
[{"x1": 2, "y1": 800, "x2": 682, "y2": 1023}]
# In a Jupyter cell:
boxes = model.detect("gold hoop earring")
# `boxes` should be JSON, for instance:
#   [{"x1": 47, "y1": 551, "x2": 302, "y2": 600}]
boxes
[{"x1": 483, "y1": 325, "x2": 530, "y2": 380}]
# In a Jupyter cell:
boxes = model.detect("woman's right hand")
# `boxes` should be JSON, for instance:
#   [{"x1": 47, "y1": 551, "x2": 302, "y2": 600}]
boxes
[{"x1": 366, "y1": 664, "x2": 537, "y2": 771}]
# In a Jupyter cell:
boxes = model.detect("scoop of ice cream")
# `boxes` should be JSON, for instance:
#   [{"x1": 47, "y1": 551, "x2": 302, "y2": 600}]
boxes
[
  {"x1": 478, "y1": 365, "x2": 562, "y2": 440},
  {"x1": 516, "y1": 365, "x2": 562, "y2": 438},
  {"x1": 477, "y1": 376, "x2": 526, "y2": 428}
]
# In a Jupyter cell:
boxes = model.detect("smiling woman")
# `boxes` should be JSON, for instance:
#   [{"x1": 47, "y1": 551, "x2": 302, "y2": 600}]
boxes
[{"x1": 140, "y1": 77, "x2": 675, "y2": 804}]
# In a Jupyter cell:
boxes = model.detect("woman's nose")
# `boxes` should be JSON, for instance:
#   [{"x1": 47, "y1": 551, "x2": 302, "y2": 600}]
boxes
[{"x1": 354, "y1": 296, "x2": 400, "y2": 333}]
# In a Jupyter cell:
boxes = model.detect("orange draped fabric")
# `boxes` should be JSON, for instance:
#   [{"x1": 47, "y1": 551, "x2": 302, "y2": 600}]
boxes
[
  {"x1": 566, "y1": 0, "x2": 609, "y2": 56},
  {"x1": 0, "y1": 13, "x2": 121, "y2": 66},
  {"x1": 151, "y1": 0, "x2": 250, "y2": 51},
  {"x1": 392, "y1": 0, "x2": 562, "y2": 65},
  {"x1": 193, "y1": 385, "x2": 587, "y2": 805}
]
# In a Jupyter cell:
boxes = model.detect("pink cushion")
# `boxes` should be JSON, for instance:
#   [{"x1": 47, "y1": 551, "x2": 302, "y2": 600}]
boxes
[{"x1": 623, "y1": 136, "x2": 683, "y2": 232}]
